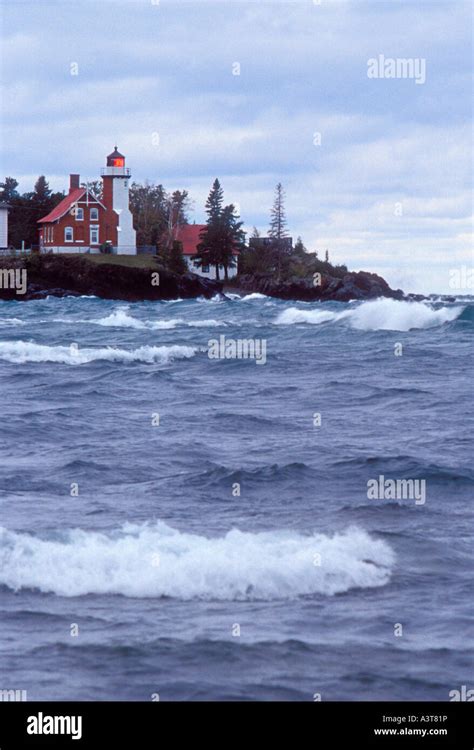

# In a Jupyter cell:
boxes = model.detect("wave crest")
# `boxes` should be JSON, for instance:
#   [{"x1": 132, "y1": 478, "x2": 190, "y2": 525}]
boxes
[
  {"x1": 0, "y1": 523, "x2": 395, "y2": 600},
  {"x1": 53, "y1": 308, "x2": 222, "y2": 330},
  {"x1": 275, "y1": 298, "x2": 464, "y2": 331},
  {"x1": 0, "y1": 340, "x2": 197, "y2": 365}
]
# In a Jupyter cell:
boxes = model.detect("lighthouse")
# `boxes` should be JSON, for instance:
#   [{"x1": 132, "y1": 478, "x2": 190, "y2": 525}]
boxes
[{"x1": 101, "y1": 147, "x2": 136, "y2": 254}]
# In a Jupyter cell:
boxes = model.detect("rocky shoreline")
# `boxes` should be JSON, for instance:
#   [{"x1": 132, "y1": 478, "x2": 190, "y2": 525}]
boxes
[
  {"x1": 0, "y1": 254, "x2": 413, "y2": 303},
  {"x1": 0, "y1": 255, "x2": 222, "y2": 302},
  {"x1": 227, "y1": 270, "x2": 405, "y2": 302}
]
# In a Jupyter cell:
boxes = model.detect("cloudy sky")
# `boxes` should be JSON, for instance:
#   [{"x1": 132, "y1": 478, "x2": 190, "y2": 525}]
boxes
[{"x1": 1, "y1": 0, "x2": 472, "y2": 292}]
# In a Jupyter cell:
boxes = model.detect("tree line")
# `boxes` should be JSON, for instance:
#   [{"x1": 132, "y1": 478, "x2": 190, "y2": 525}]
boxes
[{"x1": 1, "y1": 174, "x2": 347, "y2": 281}]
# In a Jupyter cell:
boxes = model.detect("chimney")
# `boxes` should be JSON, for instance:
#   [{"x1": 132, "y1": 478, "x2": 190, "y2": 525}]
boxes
[{"x1": 69, "y1": 174, "x2": 80, "y2": 194}]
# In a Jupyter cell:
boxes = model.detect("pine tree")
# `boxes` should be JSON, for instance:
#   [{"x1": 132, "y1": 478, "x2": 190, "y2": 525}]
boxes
[
  {"x1": 168, "y1": 240, "x2": 187, "y2": 275},
  {"x1": 269, "y1": 182, "x2": 289, "y2": 280},
  {"x1": 269, "y1": 182, "x2": 287, "y2": 239},
  {"x1": 205, "y1": 179, "x2": 224, "y2": 226},
  {"x1": 325, "y1": 249, "x2": 329, "y2": 263},
  {"x1": 32, "y1": 176, "x2": 52, "y2": 206},
  {"x1": 294, "y1": 236, "x2": 306, "y2": 256},
  {"x1": 220, "y1": 204, "x2": 245, "y2": 280},
  {"x1": 26, "y1": 176, "x2": 62, "y2": 249},
  {"x1": 0, "y1": 177, "x2": 20, "y2": 202},
  {"x1": 195, "y1": 179, "x2": 225, "y2": 279}
]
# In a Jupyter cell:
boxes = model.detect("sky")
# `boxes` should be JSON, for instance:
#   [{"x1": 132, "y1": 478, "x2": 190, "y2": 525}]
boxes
[{"x1": 1, "y1": 0, "x2": 472, "y2": 293}]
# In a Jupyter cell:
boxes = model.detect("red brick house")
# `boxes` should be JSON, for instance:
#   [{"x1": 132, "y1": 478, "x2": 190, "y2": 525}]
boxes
[{"x1": 38, "y1": 148, "x2": 136, "y2": 254}]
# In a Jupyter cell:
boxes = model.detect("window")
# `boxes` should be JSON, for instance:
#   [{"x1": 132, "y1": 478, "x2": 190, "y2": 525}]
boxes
[
  {"x1": 90, "y1": 226, "x2": 99, "y2": 245},
  {"x1": 50, "y1": 226, "x2": 54, "y2": 243},
  {"x1": 64, "y1": 227, "x2": 73, "y2": 242},
  {"x1": 75, "y1": 207, "x2": 84, "y2": 221},
  {"x1": 90, "y1": 207, "x2": 99, "y2": 221},
  {"x1": 202, "y1": 264, "x2": 210, "y2": 273}
]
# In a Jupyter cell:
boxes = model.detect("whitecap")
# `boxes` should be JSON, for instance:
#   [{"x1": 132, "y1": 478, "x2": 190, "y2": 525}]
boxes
[
  {"x1": 240, "y1": 292, "x2": 269, "y2": 301},
  {"x1": 0, "y1": 522, "x2": 395, "y2": 600},
  {"x1": 0, "y1": 340, "x2": 197, "y2": 365},
  {"x1": 275, "y1": 298, "x2": 464, "y2": 332}
]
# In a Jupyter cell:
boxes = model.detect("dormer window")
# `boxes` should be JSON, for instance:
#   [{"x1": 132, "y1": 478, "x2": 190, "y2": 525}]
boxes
[{"x1": 90, "y1": 207, "x2": 99, "y2": 221}]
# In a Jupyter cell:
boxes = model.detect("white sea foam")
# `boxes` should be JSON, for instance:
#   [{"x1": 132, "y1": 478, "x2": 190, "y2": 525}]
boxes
[
  {"x1": 275, "y1": 298, "x2": 464, "y2": 332},
  {"x1": 275, "y1": 308, "x2": 346, "y2": 326},
  {"x1": 53, "y1": 308, "x2": 223, "y2": 329},
  {"x1": 0, "y1": 523, "x2": 394, "y2": 600},
  {"x1": 225, "y1": 292, "x2": 243, "y2": 300},
  {"x1": 0, "y1": 341, "x2": 197, "y2": 365},
  {"x1": 197, "y1": 294, "x2": 223, "y2": 303},
  {"x1": 0, "y1": 317, "x2": 25, "y2": 326},
  {"x1": 240, "y1": 292, "x2": 269, "y2": 301},
  {"x1": 347, "y1": 298, "x2": 463, "y2": 331}
]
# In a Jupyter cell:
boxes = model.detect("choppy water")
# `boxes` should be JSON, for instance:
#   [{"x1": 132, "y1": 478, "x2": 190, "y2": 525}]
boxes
[{"x1": 0, "y1": 293, "x2": 472, "y2": 701}]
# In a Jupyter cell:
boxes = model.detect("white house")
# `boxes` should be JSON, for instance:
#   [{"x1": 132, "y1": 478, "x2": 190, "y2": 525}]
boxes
[
  {"x1": 0, "y1": 202, "x2": 9, "y2": 249},
  {"x1": 173, "y1": 224, "x2": 238, "y2": 280}
]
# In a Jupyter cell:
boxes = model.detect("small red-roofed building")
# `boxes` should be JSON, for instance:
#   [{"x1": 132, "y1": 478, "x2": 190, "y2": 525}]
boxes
[{"x1": 173, "y1": 223, "x2": 239, "y2": 279}]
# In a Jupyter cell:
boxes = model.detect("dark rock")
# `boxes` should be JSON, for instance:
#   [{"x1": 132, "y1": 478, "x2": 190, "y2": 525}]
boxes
[
  {"x1": 0, "y1": 255, "x2": 222, "y2": 302},
  {"x1": 236, "y1": 270, "x2": 404, "y2": 302}
]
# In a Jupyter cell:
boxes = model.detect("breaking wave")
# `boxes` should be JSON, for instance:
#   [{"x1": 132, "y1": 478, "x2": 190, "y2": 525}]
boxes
[
  {"x1": 275, "y1": 298, "x2": 464, "y2": 331},
  {"x1": 276, "y1": 308, "x2": 345, "y2": 326},
  {"x1": 0, "y1": 340, "x2": 197, "y2": 365},
  {"x1": 0, "y1": 523, "x2": 395, "y2": 600},
  {"x1": 240, "y1": 292, "x2": 269, "y2": 301},
  {"x1": 53, "y1": 308, "x2": 222, "y2": 329}
]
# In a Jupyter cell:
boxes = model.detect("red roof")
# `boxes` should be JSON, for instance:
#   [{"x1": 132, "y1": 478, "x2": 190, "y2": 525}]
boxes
[
  {"x1": 174, "y1": 224, "x2": 206, "y2": 255},
  {"x1": 174, "y1": 224, "x2": 240, "y2": 255},
  {"x1": 37, "y1": 188, "x2": 86, "y2": 223}
]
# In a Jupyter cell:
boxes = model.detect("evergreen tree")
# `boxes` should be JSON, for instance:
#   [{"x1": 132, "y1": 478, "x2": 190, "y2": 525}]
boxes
[
  {"x1": 22, "y1": 176, "x2": 63, "y2": 248},
  {"x1": 167, "y1": 240, "x2": 187, "y2": 275},
  {"x1": 0, "y1": 177, "x2": 20, "y2": 202},
  {"x1": 294, "y1": 236, "x2": 307, "y2": 256},
  {"x1": 32, "y1": 176, "x2": 52, "y2": 206},
  {"x1": 220, "y1": 204, "x2": 246, "y2": 280},
  {"x1": 195, "y1": 179, "x2": 225, "y2": 279},
  {"x1": 268, "y1": 182, "x2": 289, "y2": 280},
  {"x1": 205, "y1": 178, "x2": 224, "y2": 225},
  {"x1": 325, "y1": 249, "x2": 329, "y2": 263},
  {"x1": 269, "y1": 182, "x2": 287, "y2": 239}
]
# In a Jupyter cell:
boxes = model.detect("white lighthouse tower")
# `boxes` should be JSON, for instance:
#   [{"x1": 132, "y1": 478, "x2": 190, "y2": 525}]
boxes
[{"x1": 101, "y1": 147, "x2": 136, "y2": 254}]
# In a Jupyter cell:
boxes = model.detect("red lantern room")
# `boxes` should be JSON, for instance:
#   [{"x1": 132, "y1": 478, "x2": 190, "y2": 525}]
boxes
[{"x1": 106, "y1": 146, "x2": 125, "y2": 168}]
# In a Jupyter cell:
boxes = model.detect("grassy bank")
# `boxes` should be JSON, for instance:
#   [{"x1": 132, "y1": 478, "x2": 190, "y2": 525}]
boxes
[{"x1": 65, "y1": 253, "x2": 161, "y2": 269}]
